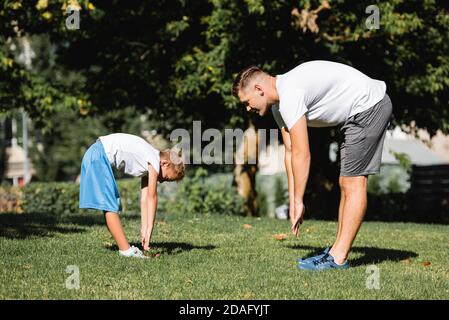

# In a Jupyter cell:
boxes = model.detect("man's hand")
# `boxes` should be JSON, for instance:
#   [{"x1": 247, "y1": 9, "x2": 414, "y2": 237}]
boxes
[
  {"x1": 291, "y1": 201, "x2": 305, "y2": 236},
  {"x1": 289, "y1": 202, "x2": 296, "y2": 230},
  {"x1": 288, "y1": 116, "x2": 310, "y2": 237},
  {"x1": 141, "y1": 228, "x2": 151, "y2": 251}
]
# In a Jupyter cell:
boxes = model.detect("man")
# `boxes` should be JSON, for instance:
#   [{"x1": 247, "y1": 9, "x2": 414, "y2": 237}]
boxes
[{"x1": 232, "y1": 60, "x2": 393, "y2": 270}]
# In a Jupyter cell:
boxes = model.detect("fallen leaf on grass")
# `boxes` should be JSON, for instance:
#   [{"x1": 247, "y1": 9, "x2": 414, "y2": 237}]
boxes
[
  {"x1": 273, "y1": 233, "x2": 288, "y2": 241},
  {"x1": 421, "y1": 261, "x2": 431, "y2": 267},
  {"x1": 242, "y1": 224, "x2": 252, "y2": 229}
]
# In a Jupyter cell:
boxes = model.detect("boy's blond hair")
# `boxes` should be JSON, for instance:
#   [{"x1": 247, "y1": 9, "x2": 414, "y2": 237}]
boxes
[{"x1": 160, "y1": 148, "x2": 185, "y2": 181}]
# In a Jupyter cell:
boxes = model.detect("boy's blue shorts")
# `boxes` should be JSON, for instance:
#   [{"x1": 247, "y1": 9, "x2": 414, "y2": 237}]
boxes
[{"x1": 79, "y1": 140, "x2": 121, "y2": 213}]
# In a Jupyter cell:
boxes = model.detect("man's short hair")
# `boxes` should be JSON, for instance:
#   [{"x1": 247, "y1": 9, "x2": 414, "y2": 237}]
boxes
[{"x1": 232, "y1": 65, "x2": 264, "y2": 98}]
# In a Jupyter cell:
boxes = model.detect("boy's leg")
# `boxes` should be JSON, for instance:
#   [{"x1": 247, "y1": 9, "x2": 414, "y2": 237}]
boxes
[
  {"x1": 104, "y1": 212, "x2": 130, "y2": 251},
  {"x1": 329, "y1": 175, "x2": 367, "y2": 264}
]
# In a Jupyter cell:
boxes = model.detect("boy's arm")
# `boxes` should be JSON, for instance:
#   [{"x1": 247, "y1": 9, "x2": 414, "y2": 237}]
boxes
[
  {"x1": 280, "y1": 127, "x2": 296, "y2": 231},
  {"x1": 140, "y1": 165, "x2": 158, "y2": 250},
  {"x1": 289, "y1": 116, "x2": 310, "y2": 236},
  {"x1": 140, "y1": 177, "x2": 149, "y2": 248}
]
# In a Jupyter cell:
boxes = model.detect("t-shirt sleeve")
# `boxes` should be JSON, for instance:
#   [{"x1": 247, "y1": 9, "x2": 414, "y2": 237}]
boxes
[
  {"x1": 279, "y1": 89, "x2": 307, "y2": 131},
  {"x1": 271, "y1": 104, "x2": 288, "y2": 130},
  {"x1": 146, "y1": 148, "x2": 160, "y2": 174}
]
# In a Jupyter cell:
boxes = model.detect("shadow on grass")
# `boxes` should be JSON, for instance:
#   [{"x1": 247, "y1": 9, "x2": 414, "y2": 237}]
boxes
[
  {"x1": 286, "y1": 245, "x2": 418, "y2": 266},
  {"x1": 105, "y1": 241, "x2": 217, "y2": 256},
  {"x1": 0, "y1": 211, "x2": 131, "y2": 239},
  {"x1": 350, "y1": 247, "x2": 419, "y2": 267}
]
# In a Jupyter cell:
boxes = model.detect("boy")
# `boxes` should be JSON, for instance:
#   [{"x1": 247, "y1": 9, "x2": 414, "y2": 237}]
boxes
[{"x1": 79, "y1": 133, "x2": 185, "y2": 258}]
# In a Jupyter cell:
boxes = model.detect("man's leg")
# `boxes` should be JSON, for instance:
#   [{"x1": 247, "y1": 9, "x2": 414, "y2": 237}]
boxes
[
  {"x1": 333, "y1": 176, "x2": 346, "y2": 247},
  {"x1": 329, "y1": 175, "x2": 367, "y2": 265},
  {"x1": 104, "y1": 212, "x2": 130, "y2": 251},
  {"x1": 331, "y1": 182, "x2": 345, "y2": 251}
]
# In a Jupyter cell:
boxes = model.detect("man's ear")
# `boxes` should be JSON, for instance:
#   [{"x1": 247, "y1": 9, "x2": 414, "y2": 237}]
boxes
[{"x1": 254, "y1": 84, "x2": 264, "y2": 96}]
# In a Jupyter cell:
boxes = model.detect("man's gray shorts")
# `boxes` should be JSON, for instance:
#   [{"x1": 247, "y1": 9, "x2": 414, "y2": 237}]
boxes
[{"x1": 340, "y1": 94, "x2": 393, "y2": 177}]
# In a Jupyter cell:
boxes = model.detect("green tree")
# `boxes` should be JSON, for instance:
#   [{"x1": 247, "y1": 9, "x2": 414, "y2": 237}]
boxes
[
  {"x1": 2, "y1": 1, "x2": 448, "y2": 131},
  {"x1": 1, "y1": 0, "x2": 448, "y2": 215}
]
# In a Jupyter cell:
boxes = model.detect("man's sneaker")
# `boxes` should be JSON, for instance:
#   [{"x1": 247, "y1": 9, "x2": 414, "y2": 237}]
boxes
[
  {"x1": 298, "y1": 253, "x2": 349, "y2": 271},
  {"x1": 119, "y1": 246, "x2": 147, "y2": 259},
  {"x1": 297, "y1": 247, "x2": 330, "y2": 264}
]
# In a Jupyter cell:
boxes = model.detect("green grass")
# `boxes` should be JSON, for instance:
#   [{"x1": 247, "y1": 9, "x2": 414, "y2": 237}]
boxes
[{"x1": 0, "y1": 211, "x2": 448, "y2": 299}]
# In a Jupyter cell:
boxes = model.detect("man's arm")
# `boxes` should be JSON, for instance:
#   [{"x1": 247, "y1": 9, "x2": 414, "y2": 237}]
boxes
[
  {"x1": 289, "y1": 115, "x2": 311, "y2": 236},
  {"x1": 280, "y1": 127, "x2": 296, "y2": 230},
  {"x1": 140, "y1": 165, "x2": 158, "y2": 250}
]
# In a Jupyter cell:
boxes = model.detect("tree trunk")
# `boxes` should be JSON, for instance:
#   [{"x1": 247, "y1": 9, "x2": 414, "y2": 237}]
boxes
[{"x1": 233, "y1": 122, "x2": 259, "y2": 217}]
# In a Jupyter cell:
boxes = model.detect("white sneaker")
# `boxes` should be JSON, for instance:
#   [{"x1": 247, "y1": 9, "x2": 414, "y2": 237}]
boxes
[{"x1": 119, "y1": 245, "x2": 147, "y2": 259}]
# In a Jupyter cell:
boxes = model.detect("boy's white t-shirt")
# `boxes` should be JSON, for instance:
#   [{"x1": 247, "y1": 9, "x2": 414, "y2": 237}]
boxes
[
  {"x1": 99, "y1": 133, "x2": 160, "y2": 177},
  {"x1": 273, "y1": 60, "x2": 386, "y2": 130}
]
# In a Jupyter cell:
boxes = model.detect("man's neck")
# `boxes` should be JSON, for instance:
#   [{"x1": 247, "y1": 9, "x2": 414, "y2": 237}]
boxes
[{"x1": 270, "y1": 76, "x2": 280, "y2": 104}]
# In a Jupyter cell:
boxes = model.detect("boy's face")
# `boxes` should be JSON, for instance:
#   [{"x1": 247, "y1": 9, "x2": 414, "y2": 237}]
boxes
[{"x1": 158, "y1": 161, "x2": 178, "y2": 182}]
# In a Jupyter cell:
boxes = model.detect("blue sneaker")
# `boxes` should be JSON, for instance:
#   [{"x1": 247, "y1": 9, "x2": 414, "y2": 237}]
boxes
[
  {"x1": 297, "y1": 247, "x2": 330, "y2": 264},
  {"x1": 298, "y1": 253, "x2": 349, "y2": 271}
]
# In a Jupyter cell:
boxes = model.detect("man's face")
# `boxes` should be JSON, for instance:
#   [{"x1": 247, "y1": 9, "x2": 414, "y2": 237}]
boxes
[{"x1": 238, "y1": 85, "x2": 270, "y2": 116}]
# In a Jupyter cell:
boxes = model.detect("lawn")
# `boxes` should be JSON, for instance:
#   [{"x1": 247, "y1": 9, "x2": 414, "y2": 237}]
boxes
[{"x1": 0, "y1": 210, "x2": 448, "y2": 299}]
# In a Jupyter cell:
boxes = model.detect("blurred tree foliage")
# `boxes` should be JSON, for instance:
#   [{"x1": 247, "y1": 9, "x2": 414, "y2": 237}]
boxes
[
  {"x1": 2, "y1": 0, "x2": 447, "y2": 131},
  {"x1": 1, "y1": 1, "x2": 448, "y2": 208}
]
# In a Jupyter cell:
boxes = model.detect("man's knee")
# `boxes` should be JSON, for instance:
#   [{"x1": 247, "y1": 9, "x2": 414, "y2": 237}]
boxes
[{"x1": 339, "y1": 176, "x2": 367, "y2": 195}]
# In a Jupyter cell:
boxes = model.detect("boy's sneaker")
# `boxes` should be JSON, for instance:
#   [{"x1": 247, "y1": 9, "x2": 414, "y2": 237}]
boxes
[
  {"x1": 297, "y1": 247, "x2": 330, "y2": 264},
  {"x1": 119, "y1": 246, "x2": 147, "y2": 259},
  {"x1": 298, "y1": 253, "x2": 349, "y2": 271}
]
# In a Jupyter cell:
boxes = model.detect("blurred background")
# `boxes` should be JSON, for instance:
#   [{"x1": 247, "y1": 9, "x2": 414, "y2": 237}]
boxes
[{"x1": 1, "y1": 0, "x2": 448, "y2": 223}]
